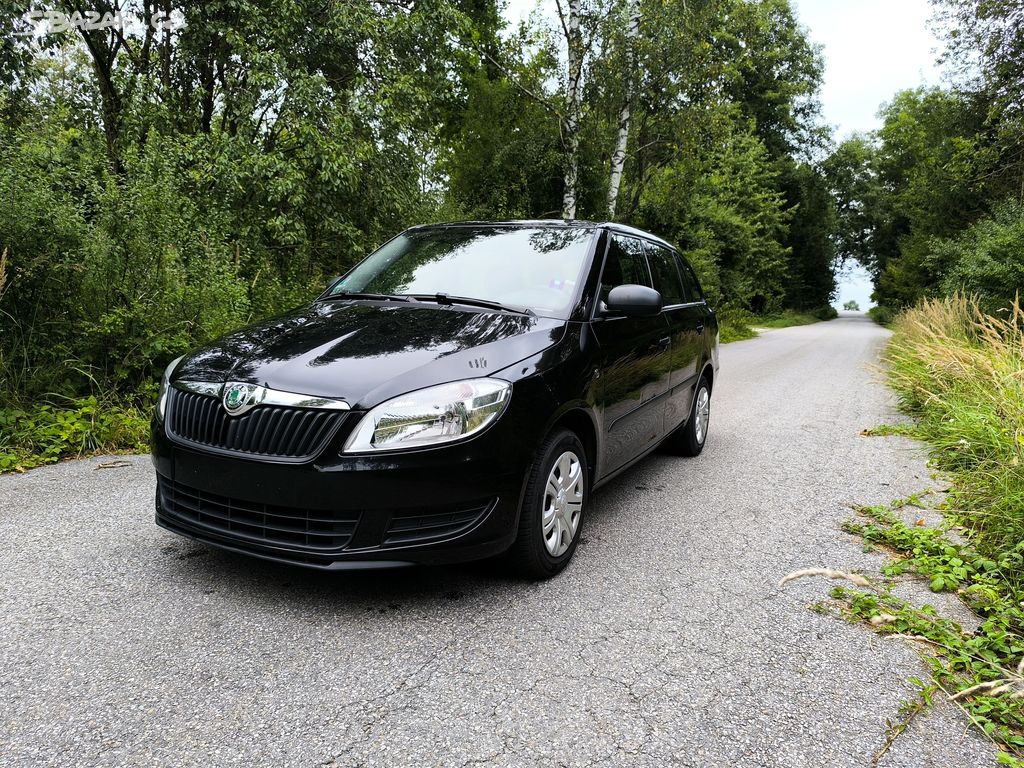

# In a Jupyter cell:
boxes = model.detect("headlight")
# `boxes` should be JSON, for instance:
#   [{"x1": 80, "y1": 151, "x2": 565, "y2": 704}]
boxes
[
  {"x1": 156, "y1": 355, "x2": 184, "y2": 421},
  {"x1": 342, "y1": 378, "x2": 511, "y2": 453}
]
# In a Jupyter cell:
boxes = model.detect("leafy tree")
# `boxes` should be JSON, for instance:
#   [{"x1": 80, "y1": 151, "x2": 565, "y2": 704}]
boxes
[
  {"x1": 636, "y1": 109, "x2": 791, "y2": 312},
  {"x1": 825, "y1": 136, "x2": 885, "y2": 268},
  {"x1": 779, "y1": 161, "x2": 836, "y2": 310},
  {"x1": 441, "y1": 67, "x2": 564, "y2": 219},
  {"x1": 605, "y1": 0, "x2": 641, "y2": 217},
  {"x1": 716, "y1": 0, "x2": 826, "y2": 160},
  {"x1": 826, "y1": 89, "x2": 997, "y2": 308},
  {"x1": 935, "y1": 201, "x2": 1024, "y2": 311},
  {"x1": 0, "y1": 0, "x2": 837, "y2": 405}
]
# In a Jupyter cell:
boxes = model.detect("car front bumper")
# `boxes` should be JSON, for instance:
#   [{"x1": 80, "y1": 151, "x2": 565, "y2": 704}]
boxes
[{"x1": 151, "y1": 397, "x2": 545, "y2": 570}]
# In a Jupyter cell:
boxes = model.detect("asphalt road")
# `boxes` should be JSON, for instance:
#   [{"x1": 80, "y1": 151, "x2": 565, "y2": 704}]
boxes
[{"x1": 0, "y1": 314, "x2": 995, "y2": 767}]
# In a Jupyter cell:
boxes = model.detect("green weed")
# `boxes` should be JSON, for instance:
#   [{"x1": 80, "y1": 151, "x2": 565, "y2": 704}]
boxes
[
  {"x1": 719, "y1": 307, "x2": 834, "y2": 342},
  {"x1": 869, "y1": 305, "x2": 895, "y2": 326},
  {"x1": 826, "y1": 499, "x2": 1024, "y2": 759},
  {"x1": 719, "y1": 322, "x2": 758, "y2": 343},
  {"x1": 860, "y1": 422, "x2": 920, "y2": 438},
  {"x1": 0, "y1": 396, "x2": 150, "y2": 473}
]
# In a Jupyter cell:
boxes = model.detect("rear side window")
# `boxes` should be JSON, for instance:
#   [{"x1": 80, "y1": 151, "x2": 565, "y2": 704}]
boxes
[
  {"x1": 676, "y1": 256, "x2": 705, "y2": 303},
  {"x1": 599, "y1": 235, "x2": 651, "y2": 303},
  {"x1": 647, "y1": 245, "x2": 686, "y2": 306}
]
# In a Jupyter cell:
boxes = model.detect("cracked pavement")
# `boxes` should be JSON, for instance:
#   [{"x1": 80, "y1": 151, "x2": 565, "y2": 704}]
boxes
[{"x1": 0, "y1": 315, "x2": 995, "y2": 766}]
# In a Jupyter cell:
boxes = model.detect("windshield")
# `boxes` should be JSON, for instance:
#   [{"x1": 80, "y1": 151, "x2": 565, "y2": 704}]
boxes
[{"x1": 329, "y1": 226, "x2": 596, "y2": 318}]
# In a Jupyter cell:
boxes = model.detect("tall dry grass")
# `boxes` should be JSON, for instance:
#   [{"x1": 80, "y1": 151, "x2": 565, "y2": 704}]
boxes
[{"x1": 886, "y1": 295, "x2": 1024, "y2": 574}]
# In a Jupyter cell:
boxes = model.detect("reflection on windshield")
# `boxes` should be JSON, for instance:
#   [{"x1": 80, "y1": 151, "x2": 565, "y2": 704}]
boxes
[{"x1": 330, "y1": 226, "x2": 595, "y2": 318}]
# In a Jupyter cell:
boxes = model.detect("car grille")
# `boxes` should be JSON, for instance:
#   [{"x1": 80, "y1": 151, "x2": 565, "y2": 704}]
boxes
[
  {"x1": 166, "y1": 387, "x2": 347, "y2": 460},
  {"x1": 158, "y1": 477, "x2": 360, "y2": 553},
  {"x1": 383, "y1": 501, "x2": 493, "y2": 547}
]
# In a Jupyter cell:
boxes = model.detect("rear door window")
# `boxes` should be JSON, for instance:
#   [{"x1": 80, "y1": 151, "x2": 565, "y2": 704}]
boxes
[
  {"x1": 647, "y1": 245, "x2": 686, "y2": 306},
  {"x1": 676, "y1": 256, "x2": 705, "y2": 303}
]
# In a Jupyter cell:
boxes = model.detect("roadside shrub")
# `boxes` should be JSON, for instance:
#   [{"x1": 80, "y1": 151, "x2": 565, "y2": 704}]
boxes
[
  {"x1": 0, "y1": 124, "x2": 97, "y2": 396},
  {"x1": 717, "y1": 307, "x2": 757, "y2": 342},
  {"x1": 756, "y1": 310, "x2": 821, "y2": 329},
  {"x1": 0, "y1": 396, "x2": 150, "y2": 472},
  {"x1": 78, "y1": 143, "x2": 253, "y2": 390},
  {"x1": 936, "y1": 201, "x2": 1024, "y2": 313},
  {"x1": 811, "y1": 305, "x2": 838, "y2": 320},
  {"x1": 0, "y1": 127, "x2": 282, "y2": 400},
  {"x1": 868, "y1": 305, "x2": 895, "y2": 326}
]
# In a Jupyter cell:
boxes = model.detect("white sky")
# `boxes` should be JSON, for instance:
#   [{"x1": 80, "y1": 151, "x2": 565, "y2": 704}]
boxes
[
  {"x1": 500, "y1": 0, "x2": 945, "y2": 308},
  {"x1": 792, "y1": 0, "x2": 942, "y2": 141},
  {"x1": 503, "y1": 0, "x2": 541, "y2": 27},
  {"x1": 792, "y1": 0, "x2": 942, "y2": 307}
]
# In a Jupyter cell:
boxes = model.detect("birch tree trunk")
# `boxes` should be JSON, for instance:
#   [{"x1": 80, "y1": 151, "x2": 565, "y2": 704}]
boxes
[
  {"x1": 606, "y1": 0, "x2": 641, "y2": 219},
  {"x1": 561, "y1": 0, "x2": 585, "y2": 220}
]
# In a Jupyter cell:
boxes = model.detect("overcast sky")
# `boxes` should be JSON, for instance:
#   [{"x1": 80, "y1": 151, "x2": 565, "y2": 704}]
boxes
[
  {"x1": 791, "y1": 0, "x2": 942, "y2": 141},
  {"x1": 792, "y1": 0, "x2": 942, "y2": 307},
  {"x1": 501, "y1": 0, "x2": 945, "y2": 308}
]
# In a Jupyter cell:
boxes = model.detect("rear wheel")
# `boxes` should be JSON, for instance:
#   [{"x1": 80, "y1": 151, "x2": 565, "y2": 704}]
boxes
[
  {"x1": 664, "y1": 374, "x2": 711, "y2": 457},
  {"x1": 507, "y1": 428, "x2": 588, "y2": 579}
]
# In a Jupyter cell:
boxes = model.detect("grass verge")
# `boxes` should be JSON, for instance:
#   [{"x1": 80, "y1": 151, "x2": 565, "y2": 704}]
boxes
[
  {"x1": 757, "y1": 307, "x2": 838, "y2": 328},
  {"x1": 885, "y1": 295, "x2": 1023, "y2": 571},
  {"x1": 720, "y1": 321, "x2": 758, "y2": 343},
  {"x1": 0, "y1": 396, "x2": 150, "y2": 473},
  {"x1": 869, "y1": 305, "x2": 896, "y2": 326},
  {"x1": 720, "y1": 306, "x2": 837, "y2": 342}
]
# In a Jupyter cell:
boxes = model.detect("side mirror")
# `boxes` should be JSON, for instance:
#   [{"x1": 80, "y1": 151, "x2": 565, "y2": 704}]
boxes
[{"x1": 605, "y1": 284, "x2": 663, "y2": 317}]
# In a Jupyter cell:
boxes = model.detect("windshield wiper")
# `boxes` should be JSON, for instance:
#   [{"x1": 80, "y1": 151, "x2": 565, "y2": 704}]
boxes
[
  {"x1": 321, "y1": 292, "x2": 412, "y2": 303},
  {"x1": 406, "y1": 293, "x2": 535, "y2": 316}
]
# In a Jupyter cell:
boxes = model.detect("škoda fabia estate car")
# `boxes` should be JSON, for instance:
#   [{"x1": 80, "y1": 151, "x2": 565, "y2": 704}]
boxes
[{"x1": 151, "y1": 221, "x2": 719, "y2": 577}]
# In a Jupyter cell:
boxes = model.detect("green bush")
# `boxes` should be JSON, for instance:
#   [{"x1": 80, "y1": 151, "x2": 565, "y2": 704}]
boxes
[
  {"x1": 936, "y1": 200, "x2": 1024, "y2": 313},
  {"x1": 0, "y1": 125, "x2": 321, "y2": 401},
  {"x1": 717, "y1": 307, "x2": 835, "y2": 341},
  {"x1": 868, "y1": 305, "x2": 895, "y2": 326},
  {"x1": 756, "y1": 308, "x2": 832, "y2": 327},
  {"x1": 811, "y1": 304, "x2": 838, "y2": 321},
  {"x1": 719, "y1": 321, "x2": 758, "y2": 343},
  {"x1": 0, "y1": 396, "x2": 150, "y2": 472},
  {"x1": 717, "y1": 307, "x2": 757, "y2": 342}
]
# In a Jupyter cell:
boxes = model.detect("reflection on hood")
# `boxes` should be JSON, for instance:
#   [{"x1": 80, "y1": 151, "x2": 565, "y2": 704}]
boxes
[{"x1": 176, "y1": 301, "x2": 566, "y2": 408}]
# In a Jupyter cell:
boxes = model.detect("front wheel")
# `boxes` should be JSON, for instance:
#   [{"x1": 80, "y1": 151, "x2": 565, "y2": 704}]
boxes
[
  {"x1": 664, "y1": 375, "x2": 711, "y2": 457},
  {"x1": 506, "y1": 428, "x2": 588, "y2": 579}
]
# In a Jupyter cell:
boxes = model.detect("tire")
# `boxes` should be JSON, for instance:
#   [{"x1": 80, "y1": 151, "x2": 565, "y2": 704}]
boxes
[
  {"x1": 664, "y1": 374, "x2": 711, "y2": 457},
  {"x1": 506, "y1": 428, "x2": 589, "y2": 579}
]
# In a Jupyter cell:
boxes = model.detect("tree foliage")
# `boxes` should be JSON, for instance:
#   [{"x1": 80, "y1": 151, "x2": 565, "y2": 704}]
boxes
[{"x1": 0, "y1": 0, "x2": 835, "y2": 404}]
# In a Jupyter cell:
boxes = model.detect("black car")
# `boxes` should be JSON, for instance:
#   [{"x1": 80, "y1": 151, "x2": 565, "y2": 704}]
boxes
[{"x1": 152, "y1": 221, "x2": 719, "y2": 577}]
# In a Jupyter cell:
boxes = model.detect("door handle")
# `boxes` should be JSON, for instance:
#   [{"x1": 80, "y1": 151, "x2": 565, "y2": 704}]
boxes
[
  {"x1": 695, "y1": 323, "x2": 705, "y2": 333},
  {"x1": 658, "y1": 336, "x2": 671, "y2": 350}
]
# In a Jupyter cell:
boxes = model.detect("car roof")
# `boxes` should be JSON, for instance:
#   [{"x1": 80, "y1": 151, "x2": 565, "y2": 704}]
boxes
[{"x1": 408, "y1": 220, "x2": 676, "y2": 251}]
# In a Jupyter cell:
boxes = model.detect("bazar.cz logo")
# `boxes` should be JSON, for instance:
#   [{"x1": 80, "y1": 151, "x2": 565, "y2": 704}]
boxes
[{"x1": 17, "y1": 10, "x2": 184, "y2": 35}]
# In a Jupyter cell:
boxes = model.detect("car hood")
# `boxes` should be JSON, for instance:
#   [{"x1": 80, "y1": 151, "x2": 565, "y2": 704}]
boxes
[{"x1": 174, "y1": 301, "x2": 567, "y2": 408}]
